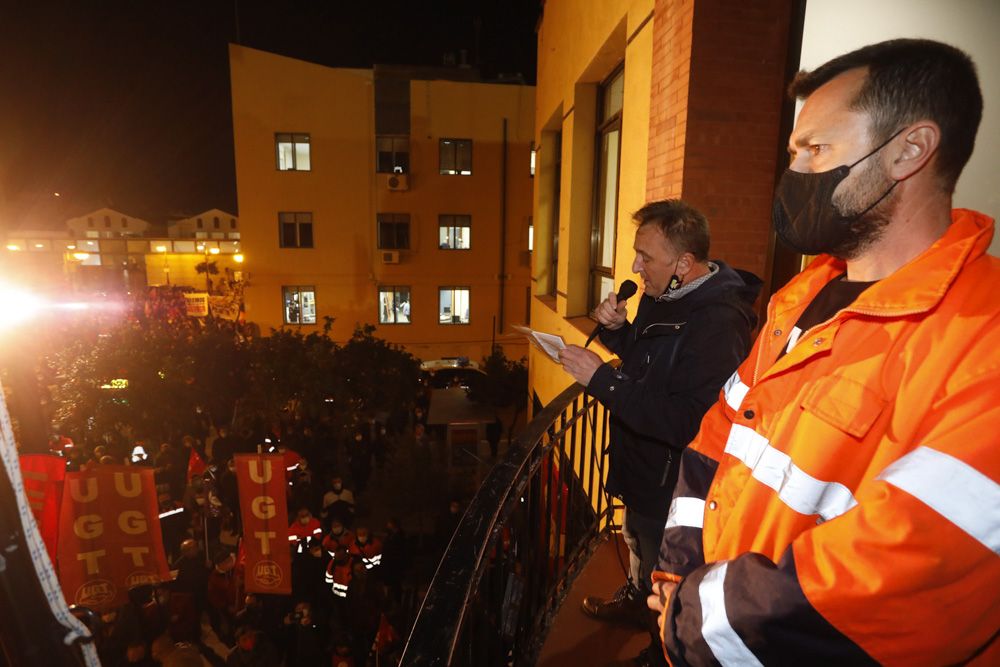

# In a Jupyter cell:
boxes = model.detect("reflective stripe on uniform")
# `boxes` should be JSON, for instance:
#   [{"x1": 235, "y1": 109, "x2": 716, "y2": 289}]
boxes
[
  {"x1": 878, "y1": 445, "x2": 1000, "y2": 554},
  {"x1": 723, "y1": 371, "x2": 750, "y2": 411},
  {"x1": 699, "y1": 562, "x2": 763, "y2": 666},
  {"x1": 724, "y1": 425, "x2": 858, "y2": 522},
  {"x1": 665, "y1": 497, "x2": 706, "y2": 530}
]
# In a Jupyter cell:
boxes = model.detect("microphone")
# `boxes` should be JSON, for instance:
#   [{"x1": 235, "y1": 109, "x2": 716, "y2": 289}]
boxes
[{"x1": 584, "y1": 279, "x2": 638, "y2": 347}]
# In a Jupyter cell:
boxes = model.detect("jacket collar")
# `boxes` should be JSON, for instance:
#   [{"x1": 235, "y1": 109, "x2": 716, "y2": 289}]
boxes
[{"x1": 773, "y1": 209, "x2": 994, "y2": 318}]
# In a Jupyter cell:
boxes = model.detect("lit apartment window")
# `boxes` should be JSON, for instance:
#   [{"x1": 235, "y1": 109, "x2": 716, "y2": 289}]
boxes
[
  {"x1": 283, "y1": 286, "x2": 316, "y2": 325},
  {"x1": 530, "y1": 143, "x2": 536, "y2": 177},
  {"x1": 439, "y1": 138, "x2": 472, "y2": 175},
  {"x1": 279, "y1": 212, "x2": 314, "y2": 248},
  {"x1": 378, "y1": 286, "x2": 411, "y2": 324},
  {"x1": 377, "y1": 213, "x2": 410, "y2": 250},
  {"x1": 591, "y1": 65, "x2": 624, "y2": 310},
  {"x1": 528, "y1": 217, "x2": 534, "y2": 251},
  {"x1": 276, "y1": 133, "x2": 311, "y2": 171},
  {"x1": 376, "y1": 135, "x2": 410, "y2": 173},
  {"x1": 439, "y1": 287, "x2": 470, "y2": 324},
  {"x1": 438, "y1": 215, "x2": 471, "y2": 250}
]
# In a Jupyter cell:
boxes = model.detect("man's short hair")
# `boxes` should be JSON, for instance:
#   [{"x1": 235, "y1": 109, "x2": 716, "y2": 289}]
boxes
[
  {"x1": 633, "y1": 199, "x2": 710, "y2": 261},
  {"x1": 789, "y1": 39, "x2": 982, "y2": 193}
]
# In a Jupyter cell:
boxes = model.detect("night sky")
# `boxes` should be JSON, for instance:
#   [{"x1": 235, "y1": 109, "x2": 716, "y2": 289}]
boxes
[{"x1": 0, "y1": 1, "x2": 539, "y2": 231}]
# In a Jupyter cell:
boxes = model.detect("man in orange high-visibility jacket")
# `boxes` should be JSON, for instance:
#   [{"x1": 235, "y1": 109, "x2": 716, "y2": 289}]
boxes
[{"x1": 649, "y1": 39, "x2": 999, "y2": 666}]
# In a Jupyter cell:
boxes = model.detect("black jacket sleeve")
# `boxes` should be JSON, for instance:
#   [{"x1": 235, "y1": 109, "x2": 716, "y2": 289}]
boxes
[
  {"x1": 597, "y1": 319, "x2": 632, "y2": 357},
  {"x1": 588, "y1": 305, "x2": 751, "y2": 449}
]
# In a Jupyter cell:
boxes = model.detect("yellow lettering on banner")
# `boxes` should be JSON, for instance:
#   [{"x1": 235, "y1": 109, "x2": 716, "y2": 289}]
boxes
[
  {"x1": 118, "y1": 510, "x2": 148, "y2": 535},
  {"x1": 77, "y1": 549, "x2": 106, "y2": 575},
  {"x1": 113, "y1": 472, "x2": 142, "y2": 498},
  {"x1": 248, "y1": 459, "x2": 272, "y2": 484},
  {"x1": 251, "y1": 496, "x2": 276, "y2": 520},
  {"x1": 254, "y1": 530, "x2": 276, "y2": 555},
  {"x1": 123, "y1": 546, "x2": 150, "y2": 567},
  {"x1": 74, "y1": 514, "x2": 103, "y2": 539},
  {"x1": 68, "y1": 477, "x2": 98, "y2": 503}
]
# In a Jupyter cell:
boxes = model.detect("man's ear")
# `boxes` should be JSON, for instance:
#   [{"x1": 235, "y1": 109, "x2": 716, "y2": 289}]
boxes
[{"x1": 888, "y1": 121, "x2": 940, "y2": 181}]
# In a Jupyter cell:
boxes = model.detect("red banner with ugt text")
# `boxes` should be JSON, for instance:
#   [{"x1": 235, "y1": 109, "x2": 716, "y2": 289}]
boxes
[
  {"x1": 19, "y1": 454, "x2": 66, "y2": 564},
  {"x1": 57, "y1": 465, "x2": 170, "y2": 611},
  {"x1": 235, "y1": 453, "x2": 291, "y2": 595}
]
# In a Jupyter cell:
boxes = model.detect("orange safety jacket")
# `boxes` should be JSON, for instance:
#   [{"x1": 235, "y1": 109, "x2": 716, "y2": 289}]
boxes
[{"x1": 654, "y1": 210, "x2": 1000, "y2": 666}]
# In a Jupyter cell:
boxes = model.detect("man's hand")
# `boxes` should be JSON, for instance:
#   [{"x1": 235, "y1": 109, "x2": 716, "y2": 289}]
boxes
[
  {"x1": 648, "y1": 579, "x2": 677, "y2": 615},
  {"x1": 593, "y1": 291, "x2": 630, "y2": 331},
  {"x1": 559, "y1": 345, "x2": 604, "y2": 387}
]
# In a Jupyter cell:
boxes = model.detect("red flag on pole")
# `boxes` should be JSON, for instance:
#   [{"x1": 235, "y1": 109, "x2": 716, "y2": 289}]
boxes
[
  {"x1": 234, "y1": 453, "x2": 291, "y2": 595},
  {"x1": 19, "y1": 454, "x2": 65, "y2": 563},
  {"x1": 186, "y1": 447, "x2": 207, "y2": 481},
  {"x1": 57, "y1": 465, "x2": 170, "y2": 610}
]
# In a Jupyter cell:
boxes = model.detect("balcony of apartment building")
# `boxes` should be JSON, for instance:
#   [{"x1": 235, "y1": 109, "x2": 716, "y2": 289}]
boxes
[{"x1": 400, "y1": 382, "x2": 651, "y2": 665}]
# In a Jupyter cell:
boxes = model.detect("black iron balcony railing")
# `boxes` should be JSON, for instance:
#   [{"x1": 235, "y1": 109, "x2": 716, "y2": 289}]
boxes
[{"x1": 401, "y1": 382, "x2": 619, "y2": 666}]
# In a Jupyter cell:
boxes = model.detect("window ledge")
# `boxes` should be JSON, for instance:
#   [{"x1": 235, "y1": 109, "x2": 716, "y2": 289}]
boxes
[
  {"x1": 567, "y1": 315, "x2": 597, "y2": 339},
  {"x1": 536, "y1": 294, "x2": 557, "y2": 313}
]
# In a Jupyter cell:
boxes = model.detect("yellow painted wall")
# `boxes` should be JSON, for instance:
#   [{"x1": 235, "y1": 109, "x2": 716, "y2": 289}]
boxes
[
  {"x1": 530, "y1": 0, "x2": 655, "y2": 408},
  {"x1": 230, "y1": 45, "x2": 535, "y2": 363}
]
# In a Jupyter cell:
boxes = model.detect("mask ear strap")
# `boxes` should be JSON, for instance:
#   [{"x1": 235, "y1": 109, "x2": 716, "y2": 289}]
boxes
[
  {"x1": 848, "y1": 126, "x2": 907, "y2": 169},
  {"x1": 668, "y1": 258, "x2": 683, "y2": 291}
]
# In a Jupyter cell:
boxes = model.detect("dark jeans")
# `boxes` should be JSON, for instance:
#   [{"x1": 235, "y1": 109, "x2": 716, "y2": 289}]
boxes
[{"x1": 621, "y1": 508, "x2": 665, "y2": 597}]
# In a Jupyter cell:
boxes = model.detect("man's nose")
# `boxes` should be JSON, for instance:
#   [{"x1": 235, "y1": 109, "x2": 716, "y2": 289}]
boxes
[{"x1": 632, "y1": 256, "x2": 642, "y2": 273}]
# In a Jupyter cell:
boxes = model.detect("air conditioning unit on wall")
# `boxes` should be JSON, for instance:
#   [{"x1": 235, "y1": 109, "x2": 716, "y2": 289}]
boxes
[
  {"x1": 382, "y1": 250, "x2": 400, "y2": 264},
  {"x1": 387, "y1": 174, "x2": 409, "y2": 191}
]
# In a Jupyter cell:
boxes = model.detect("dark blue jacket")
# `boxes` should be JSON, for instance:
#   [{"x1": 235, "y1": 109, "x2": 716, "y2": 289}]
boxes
[{"x1": 588, "y1": 261, "x2": 760, "y2": 521}]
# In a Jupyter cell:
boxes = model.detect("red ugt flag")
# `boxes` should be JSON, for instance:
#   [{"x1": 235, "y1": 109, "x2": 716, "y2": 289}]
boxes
[
  {"x1": 57, "y1": 465, "x2": 170, "y2": 610},
  {"x1": 235, "y1": 453, "x2": 291, "y2": 595},
  {"x1": 19, "y1": 454, "x2": 65, "y2": 563}
]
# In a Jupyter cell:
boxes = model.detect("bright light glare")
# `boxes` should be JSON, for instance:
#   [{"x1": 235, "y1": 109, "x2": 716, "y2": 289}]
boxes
[
  {"x1": 155, "y1": 245, "x2": 167, "y2": 253},
  {"x1": 72, "y1": 252, "x2": 90, "y2": 261},
  {"x1": 6, "y1": 244, "x2": 21, "y2": 251},
  {"x1": 233, "y1": 254, "x2": 244, "y2": 263},
  {"x1": 0, "y1": 284, "x2": 46, "y2": 330},
  {"x1": 209, "y1": 247, "x2": 220, "y2": 255}
]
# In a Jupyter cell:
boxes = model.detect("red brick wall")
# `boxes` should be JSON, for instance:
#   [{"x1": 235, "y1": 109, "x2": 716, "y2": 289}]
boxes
[{"x1": 647, "y1": 0, "x2": 794, "y2": 284}]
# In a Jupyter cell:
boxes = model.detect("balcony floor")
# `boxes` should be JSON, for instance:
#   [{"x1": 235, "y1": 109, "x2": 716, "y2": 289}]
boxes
[{"x1": 537, "y1": 534, "x2": 652, "y2": 666}]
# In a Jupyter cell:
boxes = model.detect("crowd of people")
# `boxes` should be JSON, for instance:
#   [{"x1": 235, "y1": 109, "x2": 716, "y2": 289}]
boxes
[{"x1": 56, "y1": 391, "x2": 460, "y2": 667}]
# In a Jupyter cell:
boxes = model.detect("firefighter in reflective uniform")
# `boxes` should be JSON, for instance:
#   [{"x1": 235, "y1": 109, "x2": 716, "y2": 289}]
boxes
[
  {"x1": 347, "y1": 526, "x2": 383, "y2": 572},
  {"x1": 322, "y1": 519, "x2": 355, "y2": 598}
]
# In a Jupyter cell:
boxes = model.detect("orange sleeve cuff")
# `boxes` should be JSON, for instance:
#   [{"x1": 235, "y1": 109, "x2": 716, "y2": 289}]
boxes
[{"x1": 651, "y1": 571, "x2": 682, "y2": 584}]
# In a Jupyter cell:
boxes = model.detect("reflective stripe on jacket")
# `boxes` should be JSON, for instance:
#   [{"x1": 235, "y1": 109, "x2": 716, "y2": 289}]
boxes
[{"x1": 656, "y1": 210, "x2": 1000, "y2": 666}]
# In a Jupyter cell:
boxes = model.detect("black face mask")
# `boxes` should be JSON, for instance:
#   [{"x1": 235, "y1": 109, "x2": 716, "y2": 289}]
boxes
[{"x1": 772, "y1": 128, "x2": 904, "y2": 255}]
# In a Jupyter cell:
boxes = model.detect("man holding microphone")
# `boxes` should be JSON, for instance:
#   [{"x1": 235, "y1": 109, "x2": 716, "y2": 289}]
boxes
[{"x1": 560, "y1": 199, "x2": 760, "y2": 666}]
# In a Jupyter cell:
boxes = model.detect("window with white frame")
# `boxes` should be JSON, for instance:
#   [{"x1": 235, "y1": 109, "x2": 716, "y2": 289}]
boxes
[
  {"x1": 591, "y1": 66, "x2": 624, "y2": 311},
  {"x1": 279, "y1": 212, "x2": 314, "y2": 248},
  {"x1": 439, "y1": 287, "x2": 470, "y2": 324},
  {"x1": 439, "y1": 138, "x2": 472, "y2": 175},
  {"x1": 438, "y1": 215, "x2": 471, "y2": 249},
  {"x1": 282, "y1": 286, "x2": 316, "y2": 325},
  {"x1": 378, "y1": 286, "x2": 411, "y2": 324},
  {"x1": 276, "y1": 133, "x2": 311, "y2": 171}
]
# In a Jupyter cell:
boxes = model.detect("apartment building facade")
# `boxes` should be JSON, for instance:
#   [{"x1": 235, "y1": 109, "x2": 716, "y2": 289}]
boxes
[{"x1": 229, "y1": 45, "x2": 535, "y2": 362}]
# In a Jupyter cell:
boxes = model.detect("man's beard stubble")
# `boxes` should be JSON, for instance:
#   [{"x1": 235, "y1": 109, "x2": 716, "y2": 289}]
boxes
[{"x1": 828, "y1": 157, "x2": 898, "y2": 261}]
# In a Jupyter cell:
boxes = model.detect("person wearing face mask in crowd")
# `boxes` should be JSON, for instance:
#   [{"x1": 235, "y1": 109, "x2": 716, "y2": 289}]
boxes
[
  {"x1": 321, "y1": 475, "x2": 356, "y2": 528},
  {"x1": 647, "y1": 39, "x2": 999, "y2": 666},
  {"x1": 288, "y1": 507, "x2": 323, "y2": 554},
  {"x1": 558, "y1": 200, "x2": 761, "y2": 665}
]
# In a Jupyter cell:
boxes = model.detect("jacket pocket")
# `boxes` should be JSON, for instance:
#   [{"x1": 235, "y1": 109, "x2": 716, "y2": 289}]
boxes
[{"x1": 801, "y1": 375, "x2": 886, "y2": 439}]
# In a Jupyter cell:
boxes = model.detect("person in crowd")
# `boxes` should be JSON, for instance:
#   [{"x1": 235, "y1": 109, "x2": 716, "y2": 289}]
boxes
[
  {"x1": 116, "y1": 639, "x2": 161, "y2": 667},
  {"x1": 559, "y1": 198, "x2": 760, "y2": 665},
  {"x1": 282, "y1": 602, "x2": 327, "y2": 664},
  {"x1": 206, "y1": 550, "x2": 239, "y2": 647},
  {"x1": 226, "y1": 627, "x2": 277, "y2": 667},
  {"x1": 287, "y1": 507, "x2": 324, "y2": 554},
  {"x1": 172, "y1": 538, "x2": 209, "y2": 619},
  {"x1": 321, "y1": 475, "x2": 356, "y2": 528},
  {"x1": 648, "y1": 39, "x2": 998, "y2": 666},
  {"x1": 379, "y1": 517, "x2": 408, "y2": 604},
  {"x1": 345, "y1": 561, "x2": 383, "y2": 665}
]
